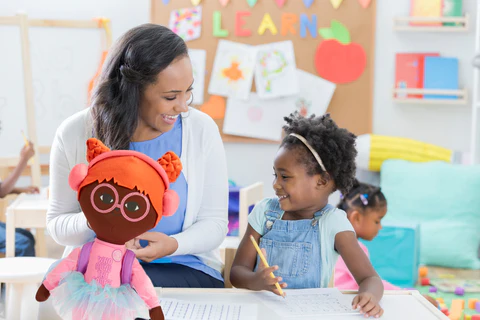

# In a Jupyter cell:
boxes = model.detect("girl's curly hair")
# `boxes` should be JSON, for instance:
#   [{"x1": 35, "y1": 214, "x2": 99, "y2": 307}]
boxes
[{"x1": 281, "y1": 112, "x2": 357, "y2": 195}]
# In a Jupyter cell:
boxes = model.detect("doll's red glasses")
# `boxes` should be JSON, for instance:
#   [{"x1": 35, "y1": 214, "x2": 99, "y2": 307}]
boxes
[{"x1": 90, "y1": 183, "x2": 151, "y2": 222}]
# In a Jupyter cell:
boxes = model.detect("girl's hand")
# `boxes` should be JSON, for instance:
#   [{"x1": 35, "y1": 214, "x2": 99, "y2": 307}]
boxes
[
  {"x1": 20, "y1": 141, "x2": 35, "y2": 162},
  {"x1": 15, "y1": 186, "x2": 40, "y2": 194},
  {"x1": 352, "y1": 292, "x2": 384, "y2": 318},
  {"x1": 126, "y1": 232, "x2": 178, "y2": 262},
  {"x1": 251, "y1": 248, "x2": 287, "y2": 296}
]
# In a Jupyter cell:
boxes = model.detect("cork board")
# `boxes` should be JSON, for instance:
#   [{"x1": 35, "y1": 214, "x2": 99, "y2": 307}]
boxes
[{"x1": 151, "y1": 0, "x2": 376, "y2": 143}]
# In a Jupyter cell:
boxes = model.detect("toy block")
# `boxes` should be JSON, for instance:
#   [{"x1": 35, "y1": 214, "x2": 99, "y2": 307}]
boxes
[
  {"x1": 469, "y1": 299, "x2": 479, "y2": 309},
  {"x1": 448, "y1": 300, "x2": 465, "y2": 320},
  {"x1": 471, "y1": 315, "x2": 480, "y2": 320},
  {"x1": 429, "y1": 286, "x2": 437, "y2": 293},
  {"x1": 419, "y1": 266, "x2": 428, "y2": 278},
  {"x1": 465, "y1": 315, "x2": 471, "y2": 320},
  {"x1": 437, "y1": 297, "x2": 445, "y2": 304},
  {"x1": 441, "y1": 307, "x2": 449, "y2": 316},
  {"x1": 476, "y1": 301, "x2": 480, "y2": 313},
  {"x1": 421, "y1": 277, "x2": 430, "y2": 286},
  {"x1": 454, "y1": 287, "x2": 465, "y2": 296}
]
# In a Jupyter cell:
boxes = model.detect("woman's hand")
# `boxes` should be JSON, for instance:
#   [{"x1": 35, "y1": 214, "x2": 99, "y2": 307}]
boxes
[
  {"x1": 352, "y1": 292, "x2": 384, "y2": 318},
  {"x1": 126, "y1": 232, "x2": 178, "y2": 262},
  {"x1": 249, "y1": 248, "x2": 287, "y2": 296}
]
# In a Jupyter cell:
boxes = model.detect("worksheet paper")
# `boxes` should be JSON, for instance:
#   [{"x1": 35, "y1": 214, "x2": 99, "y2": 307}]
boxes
[
  {"x1": 159, "y1": 298, "x2": 258, "y2": 320},
  {"x1": 257, "y1": 288, "x2": 360, "y2": 317}
]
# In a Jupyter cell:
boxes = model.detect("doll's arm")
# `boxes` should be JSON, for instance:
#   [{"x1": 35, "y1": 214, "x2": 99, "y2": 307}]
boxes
[
  {"x1": 130, "y1": 259, "x2": 160, "y2": 309},
  {"x1": 130, "y1": 259, "x2": 164, "y2": 319},
  {"x1": 36, "y1": 247, "x2": 81, "y2": 301}
]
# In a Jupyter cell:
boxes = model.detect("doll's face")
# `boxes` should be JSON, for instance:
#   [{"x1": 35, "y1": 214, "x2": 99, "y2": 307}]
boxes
[{"x1": 79, "y1": 180, "x2": 158, "y2": 244}]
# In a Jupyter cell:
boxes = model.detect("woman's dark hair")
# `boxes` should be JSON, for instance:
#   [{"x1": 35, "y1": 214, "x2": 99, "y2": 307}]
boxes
[
  {"x1": 281, "y1": 112, "x2": 357, "y2": 195},
  {"x1": 91, "y1": 24, "x2": 188, "y2": 150},
  {"x1": 337, "y1": 179, "x2": 387, "y2": 213}
]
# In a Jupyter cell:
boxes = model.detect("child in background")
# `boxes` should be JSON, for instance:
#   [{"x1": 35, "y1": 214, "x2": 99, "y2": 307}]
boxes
[
  {"x1": 231, "y1": 112, "x2": 385, "y2": 318},
  {"x1": 335, "y1": 181, "x2": 439, "y2": 307},
  {"x1": 335, "y1": 180, "x2": 398, "y2": 290},
  {"x1": 0, "y1": 141, "x2": 39, "y2": 256}
]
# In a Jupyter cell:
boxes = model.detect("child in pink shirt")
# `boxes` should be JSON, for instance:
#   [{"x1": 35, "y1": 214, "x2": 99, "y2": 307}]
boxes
[{"x1": 334, "y1": 180, "x2": 400, "y2": 290}]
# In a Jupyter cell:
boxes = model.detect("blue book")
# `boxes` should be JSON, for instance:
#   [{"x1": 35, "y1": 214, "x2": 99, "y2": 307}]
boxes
[{"x1": 423, "y1": 56, "x2": 459, "y2": 99}]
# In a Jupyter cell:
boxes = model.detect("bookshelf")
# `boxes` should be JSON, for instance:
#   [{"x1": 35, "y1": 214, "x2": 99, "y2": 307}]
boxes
[
  {"x1": 392, "y1": 88, "x2": 468, "y2": 105},
  {"x1": 393, "y1": 15, "x2": 469, "y2": 32}
]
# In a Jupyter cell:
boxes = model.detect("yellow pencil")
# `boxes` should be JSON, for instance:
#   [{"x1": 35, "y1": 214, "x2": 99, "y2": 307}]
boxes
[
  {"x1": 249, "y1": 235, "x2": 285, "y2": 298},
  {"x1": 21, "y1": 130, "x2": 29, "y2": 147}
]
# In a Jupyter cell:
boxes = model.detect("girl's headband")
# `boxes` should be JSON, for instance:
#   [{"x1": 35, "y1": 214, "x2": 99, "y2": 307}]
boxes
[{"x1": 289, "y1": 133, "x2": 327, "y2": 172}]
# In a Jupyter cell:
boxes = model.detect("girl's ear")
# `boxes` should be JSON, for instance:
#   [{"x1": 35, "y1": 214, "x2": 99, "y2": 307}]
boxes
[
  {"x1": 86, "y1": 138, "x2": 110, "y2": 162},
  {"x1": 349, "y1": 210, "x2": 363, "y2": 225},
  {"x1": 158, "y1": 151, "x2": 182, "y2": 183},
  {"x1": 317, "y1": 173, "x2": 331, "y2": 187}
]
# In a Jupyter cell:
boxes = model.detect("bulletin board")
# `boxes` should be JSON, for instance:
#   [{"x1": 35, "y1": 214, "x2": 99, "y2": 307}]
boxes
[{"x1": 151, "y1": 0, "x2": 376, "y2": 143}]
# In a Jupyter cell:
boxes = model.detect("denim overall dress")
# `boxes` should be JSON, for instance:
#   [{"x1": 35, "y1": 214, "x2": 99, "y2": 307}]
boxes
[{"x1": 256, "y1": 201, "x2": 334, "y2": 289}]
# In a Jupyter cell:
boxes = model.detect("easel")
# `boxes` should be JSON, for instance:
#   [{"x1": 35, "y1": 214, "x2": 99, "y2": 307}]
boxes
[{"x1": 0, "y1": 14, "x2": 112, "y2": 257}]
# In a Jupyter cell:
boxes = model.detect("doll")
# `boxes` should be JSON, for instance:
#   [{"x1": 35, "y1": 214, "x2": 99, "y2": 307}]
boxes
[{"x1": 35, "y1": 138, "x2": 182, "y2": 320}]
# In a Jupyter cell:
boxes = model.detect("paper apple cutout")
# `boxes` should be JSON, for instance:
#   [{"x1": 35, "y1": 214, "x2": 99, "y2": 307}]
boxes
[{"x1": 315, "y1": 20, "x2": 366, "y2": 84}]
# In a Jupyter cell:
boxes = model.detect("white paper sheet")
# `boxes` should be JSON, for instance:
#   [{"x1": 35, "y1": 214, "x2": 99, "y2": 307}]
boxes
[
  {"x1": 188, "y1": 49, "x2": 206, "y2": 105},
  {"x1": 294, "y1": 69, "x2": 336, "y2": 117},
  {"x1": 257, "y1": 288, "x2": 359, "y2": 317},
  {"x1": 159, "y1": 298, "x2": 258, "y2": 320},
  {"x1": 254, "y1": 41, "x2": 298, "y2": 99},
  {"x1": 208, "y1": 40, "x2": 256, "y2": 100},
  {"x1": 223, "y1": 92, "x2": 296, "y2": 141}
]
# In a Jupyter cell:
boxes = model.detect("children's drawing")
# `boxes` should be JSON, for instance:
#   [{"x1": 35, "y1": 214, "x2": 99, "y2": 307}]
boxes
[
  {"x1": 254, "y1": 41, "x2": 298, "y2": 99},
  {"x1": 188, "y1": 49, "x2": 206, "y2": 105},
  {"x1": 208, "y1": 40, "x2": 256, "y2": 100},
  {"x1": 168, "y1": 6, "x2": 202, "y2": 42},
  {"x1": 223, "y1": 93, "x2": 296, "y2": 141},
  {"x1": 294, "y1": 69, "x2": 336, "y2": 116}
]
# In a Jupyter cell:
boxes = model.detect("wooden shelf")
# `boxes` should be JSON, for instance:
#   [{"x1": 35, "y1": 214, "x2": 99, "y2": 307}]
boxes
[
  {"x1": 392, "y1": 88, "x2": 468, "y2": 105},
  {"x1": 393, "y1": 15, "x2": 469, "y2": 32}
]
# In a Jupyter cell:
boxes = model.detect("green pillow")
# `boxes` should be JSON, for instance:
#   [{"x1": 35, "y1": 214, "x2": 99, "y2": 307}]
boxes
[{"x1": 380, "y1": 160, "x2": 480, "y2": 269}]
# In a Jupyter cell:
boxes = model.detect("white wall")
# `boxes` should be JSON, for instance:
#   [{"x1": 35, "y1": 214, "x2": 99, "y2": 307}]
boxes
[{"x1": 0, "y1": 0, "x2": 150, "y2": 186}]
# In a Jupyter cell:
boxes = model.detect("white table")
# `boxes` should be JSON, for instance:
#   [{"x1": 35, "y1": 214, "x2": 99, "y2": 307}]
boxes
[
  {"x1": 155, "y1": 288, "x2": 448, "y2": 320},
  {"x1": 5, "y1": 191, "x2": 49, "y2": 258}
]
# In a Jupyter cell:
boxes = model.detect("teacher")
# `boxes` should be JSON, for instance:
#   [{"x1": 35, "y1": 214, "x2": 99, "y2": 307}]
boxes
[{"x1": 46, "y1": 23, "x2": 229, "y2": 288}]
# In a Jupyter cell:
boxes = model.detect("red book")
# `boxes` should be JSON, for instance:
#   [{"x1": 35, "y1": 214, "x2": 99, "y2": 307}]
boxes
[{"x1": 395, "y1": 53, "x2": 440, "y2": 98}]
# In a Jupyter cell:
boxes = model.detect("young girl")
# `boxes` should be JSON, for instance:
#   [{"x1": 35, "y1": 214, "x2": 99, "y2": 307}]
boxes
[
  {"x1": 230, "y1": 112, "x2": 384, "y2": 318},
  {"x1": 335, "y1": 181, "x2": 439, "y2": 308},
  {"x1": 335, "y1": 181, "x2": 399, "y2": 290}
]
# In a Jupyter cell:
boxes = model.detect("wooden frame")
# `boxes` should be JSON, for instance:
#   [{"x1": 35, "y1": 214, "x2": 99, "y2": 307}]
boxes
[
  {"x1": 393, "y1": 15, "x2": 469, "y2": 32},
  {"x1": 0, "y1": 14, "x2": 112, "y2": 186}
]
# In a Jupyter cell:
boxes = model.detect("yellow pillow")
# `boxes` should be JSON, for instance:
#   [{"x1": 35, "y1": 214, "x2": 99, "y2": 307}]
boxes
[{"x1": 356, "y1": 134, "x2": 452, "y2": 172}]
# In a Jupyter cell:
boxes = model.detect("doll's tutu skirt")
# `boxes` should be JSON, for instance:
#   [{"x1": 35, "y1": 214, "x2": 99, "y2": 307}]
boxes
[{"x1": 50, "y1": 271, "x2": 150, "y2": 320}]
